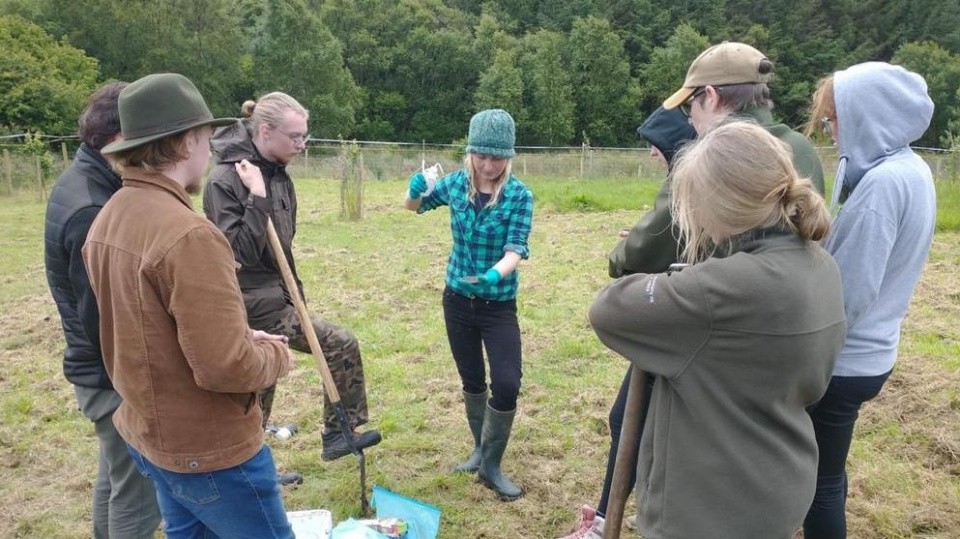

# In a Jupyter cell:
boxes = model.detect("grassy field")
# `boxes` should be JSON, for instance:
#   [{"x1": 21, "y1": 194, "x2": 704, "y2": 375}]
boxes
[{"x1": 1, "y1": 176, "x2": 958, "y2": 539}]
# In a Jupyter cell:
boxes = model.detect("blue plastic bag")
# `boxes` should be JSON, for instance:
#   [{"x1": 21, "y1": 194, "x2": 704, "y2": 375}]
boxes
[
  {"x1": 371, "y1": 485, "x2": 441, "y2": 539},
  {"x1": 329, "y1": 517, "x2": 388, "y2": 539}
]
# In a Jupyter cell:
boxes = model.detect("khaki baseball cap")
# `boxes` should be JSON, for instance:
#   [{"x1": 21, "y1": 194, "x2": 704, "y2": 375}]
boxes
[{"x1": 662, "y1": 42, "x2": 772, "y2": 110}]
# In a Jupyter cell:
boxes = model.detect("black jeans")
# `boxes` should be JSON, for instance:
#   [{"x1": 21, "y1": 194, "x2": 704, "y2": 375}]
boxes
[
  {"x1": 597, "y1": 366, "x2": 655, "y2": 517},
  {"x1": 442, "y1": 287, "x2": 522, "y2": 412},
  {"x1": 803, "y1": 371, "x2": 892, "y2": 539}
]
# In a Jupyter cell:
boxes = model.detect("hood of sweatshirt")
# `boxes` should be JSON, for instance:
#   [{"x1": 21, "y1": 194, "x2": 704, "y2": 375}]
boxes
[{"x1": 832, "y1": 62, "x2": 933, "y2": 203}]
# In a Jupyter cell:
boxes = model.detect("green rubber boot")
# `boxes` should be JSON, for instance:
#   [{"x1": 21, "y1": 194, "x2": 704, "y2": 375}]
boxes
[
  {"x1": 477, "y1": 404, "x2": 523, "y2": 501},
  {"x1": 454, "y1": 390, "x2": 488, "y2": 473}
]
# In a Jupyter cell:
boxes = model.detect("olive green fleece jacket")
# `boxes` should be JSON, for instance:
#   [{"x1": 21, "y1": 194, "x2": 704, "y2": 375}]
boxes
[
  {"x1": 608, "y1": 106, "x2": 824, "y2": 278},
  {"x1": 590, "y1": 229, "x2": 846, "y2": 539}
]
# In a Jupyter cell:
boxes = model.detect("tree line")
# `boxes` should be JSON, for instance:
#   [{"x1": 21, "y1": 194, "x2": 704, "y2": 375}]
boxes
[{"x1": 2, "y1": 0, "x2": 960, "y2": 148}]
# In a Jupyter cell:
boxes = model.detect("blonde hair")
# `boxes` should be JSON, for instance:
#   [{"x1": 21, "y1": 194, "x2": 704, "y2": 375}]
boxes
[
  {"x1": 464, "y1": 153, "x2": 512, "y2": 207},
  {"x1": 242, "y1": 92, "x2": 309, "y2": 132},
  {"x1": 671, "y1": 121, "x2": 830, "y2": 263},
  {"x1": 804, "y1": 75, "x2": 835, "y2": 137}
]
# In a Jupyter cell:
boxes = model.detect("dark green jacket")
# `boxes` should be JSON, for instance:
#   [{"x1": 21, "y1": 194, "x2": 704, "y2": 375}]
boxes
[
  {"x1": 591, "y1": 229, "x2": 846, "y2": 539},
  {"x1": 608, "y1": 106, "x2": 824, "y2": 278}
]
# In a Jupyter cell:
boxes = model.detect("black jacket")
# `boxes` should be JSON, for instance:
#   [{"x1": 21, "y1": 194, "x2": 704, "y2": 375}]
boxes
[
  {"x1": 43, "y1": 144, "x2": 121, "y2": 389},
  {"x1": 203, "y1": 120, "x2": 302, "y2": 316}
]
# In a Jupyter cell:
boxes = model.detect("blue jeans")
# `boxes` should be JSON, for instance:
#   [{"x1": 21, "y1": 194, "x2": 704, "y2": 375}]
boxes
[
  {"x1": 803, "y1": 371, "x2": 891, "y2": 539},
  {"x1": 442, "y1": 287, "x2": 522, "y2": 412},
  {"x1": 596, "y1": 366, "x2": 654, "y2": 517},
  {"x1": 127, "y1": 443, "x2": 294, "y2": 539}
]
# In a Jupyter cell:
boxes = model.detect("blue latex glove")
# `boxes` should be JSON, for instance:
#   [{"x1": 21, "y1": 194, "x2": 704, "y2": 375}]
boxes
[
  {"x1": 459, "y1": 280, "x2": 484, "y2": 296},
  {"x1": 408, "y1": 172, "x2": 427, "y2": 199},
  {"x1": 478, "y1": 268, "x2": 501, "y2": 285},
  {"x1": 458, "y1": 269, "x2": 500, "y2": 296}
]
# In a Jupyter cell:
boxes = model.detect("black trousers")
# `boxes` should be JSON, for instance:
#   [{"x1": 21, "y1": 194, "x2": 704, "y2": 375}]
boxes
[{"x1": 442, "y1": 287, "x2": 522, "y2": 412}]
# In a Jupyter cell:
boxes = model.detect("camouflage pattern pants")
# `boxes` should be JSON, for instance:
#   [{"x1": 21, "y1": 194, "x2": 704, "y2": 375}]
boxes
[{"x1": 245, "y1": 288, "x2": 369, "y2": 433}]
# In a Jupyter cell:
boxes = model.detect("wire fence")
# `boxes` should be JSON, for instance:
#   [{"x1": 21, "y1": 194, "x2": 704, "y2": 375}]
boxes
[{"x1": 2, "y1": 135, "x2": 960, "y2": 200}]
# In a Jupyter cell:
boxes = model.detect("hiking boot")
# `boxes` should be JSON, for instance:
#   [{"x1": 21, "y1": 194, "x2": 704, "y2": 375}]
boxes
[
  {"x1": 556, "y1": 506, "x2": 603, "y2": 539},
  {"x1": 321, "y1": 428, "x2": 382, "y2": 461},
  {"x1": 277, "y1": 471, "x2": 304, "y2": 486}
]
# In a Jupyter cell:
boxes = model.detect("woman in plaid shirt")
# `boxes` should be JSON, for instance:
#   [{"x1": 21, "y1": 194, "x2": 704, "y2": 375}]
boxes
[{"x1": 403, "y1": 109, "x2": 533, "y2": 501}]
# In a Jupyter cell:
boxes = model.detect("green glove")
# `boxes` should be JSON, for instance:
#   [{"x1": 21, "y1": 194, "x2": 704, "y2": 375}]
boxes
[
  {"x1": 459, "y1": 280, "x2": 484, "y2": 296},
  {"x1": 478, "y1": 268, "x2": 501, "y2": 285},
  {"x1": 408, "y1": 172, "x2": 427, "y2": 199}
]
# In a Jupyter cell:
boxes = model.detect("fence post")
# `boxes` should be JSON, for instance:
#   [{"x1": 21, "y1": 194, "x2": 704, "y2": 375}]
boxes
[
  {"x1": 580, "y1": 142, "x2": 586, "y2": 179},
  {"x1": 3, "y1": 149, "x2": 12, "y2": 195},
  {"x1": 35, "y1": 155, "x2": 46, "y2": 201},
  {"x1": 523, "y1": 157, "x2": 527, "y2": 177},
  {"x1": 61, "y1": 142, "x2": 69, "y2": 170}
]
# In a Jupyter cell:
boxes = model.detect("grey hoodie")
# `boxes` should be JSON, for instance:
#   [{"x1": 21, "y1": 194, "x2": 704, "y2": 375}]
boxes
[{"x1": 826, "y1": 62, "x2": 936, "y2": 377}]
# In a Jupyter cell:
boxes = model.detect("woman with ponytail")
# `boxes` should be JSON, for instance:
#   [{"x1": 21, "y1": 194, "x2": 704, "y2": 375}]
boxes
[{"x1": 588, "y1": 121, "x2": 846, "y2": 539}]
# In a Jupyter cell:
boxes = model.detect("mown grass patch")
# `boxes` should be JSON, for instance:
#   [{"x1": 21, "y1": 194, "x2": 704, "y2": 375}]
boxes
[{"x1": 1, "y1": 177, "x2": 958, "y2": 538}]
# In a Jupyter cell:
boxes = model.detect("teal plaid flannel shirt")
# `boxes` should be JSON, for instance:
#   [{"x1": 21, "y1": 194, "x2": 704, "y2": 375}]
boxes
[{"x1": 417, "y1": 169, "x2": 533, "y2": 300}]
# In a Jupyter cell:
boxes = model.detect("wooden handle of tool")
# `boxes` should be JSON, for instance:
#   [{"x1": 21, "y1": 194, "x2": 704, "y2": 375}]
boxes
[
  {"x1": 602, "y1": 367, "x2": 648, "y2": 539},
  {"x1": 265, "y1": 217, "x2": 341, "y2": 403}
]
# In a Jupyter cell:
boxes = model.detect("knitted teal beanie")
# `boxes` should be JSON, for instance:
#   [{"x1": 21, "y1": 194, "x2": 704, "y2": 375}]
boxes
[{"x1": 465, "y1": 109, "x2": 515, "y2": 158}]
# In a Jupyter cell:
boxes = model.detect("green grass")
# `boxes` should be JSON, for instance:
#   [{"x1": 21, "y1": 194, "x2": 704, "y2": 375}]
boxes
[
  {"x1": 1, "y1": 176, "x2": 959, "y2": 538},
  {"x1": 934, "y1": 178, "x2": 960, "y2": 232}
]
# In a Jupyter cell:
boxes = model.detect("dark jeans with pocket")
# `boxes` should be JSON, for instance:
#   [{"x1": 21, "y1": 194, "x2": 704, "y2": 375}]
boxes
[
  {"x1": 803, "y1": 370, "x2": 892, "y2": 539},
  {"x1": 442, "y1": 286, "x2": 522, "y2": 412}
]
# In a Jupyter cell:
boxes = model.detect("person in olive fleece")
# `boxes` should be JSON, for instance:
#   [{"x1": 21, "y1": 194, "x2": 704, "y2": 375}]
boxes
[
  {"x1": 589, "y1": 121, "x2": 846, "y2": 539},
  {"x1": 662, "y1": 41, "x2": 824, "y2": 193},
  {"x1": 559, "y1": 106, "x2": 696, "y2": 539},
  {"x1": 44, "y1": 81, "x2": 162, "y2": 539},
  {"x1": 203, "y1": 92, "x2": 380, "y2": 462}
]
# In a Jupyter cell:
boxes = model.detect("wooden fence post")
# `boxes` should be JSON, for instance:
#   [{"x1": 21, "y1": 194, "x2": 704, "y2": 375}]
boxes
[
  {"x1": 61, "y1": 143, "x2": 69, "y2": 170},
  {"x1": 3, "y1": 149, "x2": 12, "y2": 195},
  {"x1": 580, "y1": 142, "x2": 586, "y2": 179},
  {"x1": 35, "y1": 155, "x2": 45, "y2": 201}
]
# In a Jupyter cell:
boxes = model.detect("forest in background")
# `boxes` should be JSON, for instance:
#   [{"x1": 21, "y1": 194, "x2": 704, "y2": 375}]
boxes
[{"x1": 2, "y1": 0, "x2": 960, "y2": 148}]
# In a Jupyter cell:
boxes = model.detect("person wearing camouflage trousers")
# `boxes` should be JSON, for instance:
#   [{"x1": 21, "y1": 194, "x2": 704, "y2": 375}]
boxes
[{"x1": 203, "y1": 91, "x2": 380, "y2": 462}]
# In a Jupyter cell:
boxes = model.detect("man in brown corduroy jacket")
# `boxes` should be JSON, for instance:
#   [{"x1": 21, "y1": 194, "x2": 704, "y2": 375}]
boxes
[{"x1": 83, "y1": 72, "x2": 297, "y2": 539}]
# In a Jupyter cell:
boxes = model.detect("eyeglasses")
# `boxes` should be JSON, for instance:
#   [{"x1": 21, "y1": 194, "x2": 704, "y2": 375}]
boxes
[
  {"x1": 820, "y1": 117, "x2": 834, "y2": 134},
  {"x1": 276, "y1": 129, "x2": 310, "y2": 145},
  {"x1": 680, "y1": 87, "x2": 709, "y2": 117}
]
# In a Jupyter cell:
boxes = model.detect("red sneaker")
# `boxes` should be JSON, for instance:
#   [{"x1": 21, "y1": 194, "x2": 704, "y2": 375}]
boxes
[{"x1": 555, "y1": 505, "x2": 599, "y2": 539}]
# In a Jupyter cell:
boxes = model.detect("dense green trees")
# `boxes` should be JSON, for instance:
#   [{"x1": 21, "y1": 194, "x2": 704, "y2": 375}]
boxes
[
  {"x1": 2, "y1": 0, "x2": 959, "y2": 147},
  {"x1": 0, "y1": 14, "x2": 97, "y2": 135}
]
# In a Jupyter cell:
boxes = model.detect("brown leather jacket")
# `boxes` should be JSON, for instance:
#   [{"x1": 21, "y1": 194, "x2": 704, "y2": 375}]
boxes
[{"x1": 83, "y1": 169, "x2": 289, "y2": 473}]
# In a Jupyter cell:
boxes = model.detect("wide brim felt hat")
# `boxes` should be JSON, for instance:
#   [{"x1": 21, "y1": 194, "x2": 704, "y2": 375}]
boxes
[
  {"x1": 662, "y1": 42, "x2": 771, "y2": 110},
  {"x1": 102, "y1": 73, "x2": 236, "y2": 155}
]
